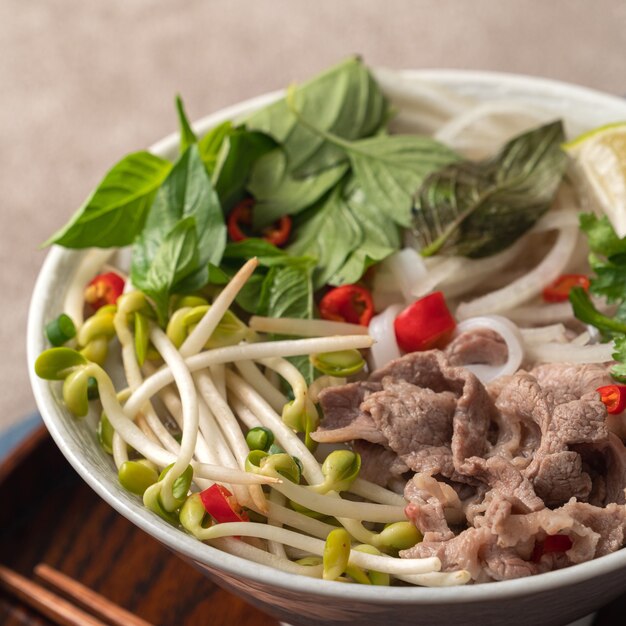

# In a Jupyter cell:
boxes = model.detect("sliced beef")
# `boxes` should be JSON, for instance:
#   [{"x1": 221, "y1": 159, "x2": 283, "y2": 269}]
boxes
[
  {"x1": 312, "y1": 381, "x2": 384, "y2": 444},
  {"x1": 489, "y1": 372, "x2": 549, "y2": 452},
  {"x1": 462, "y1": 456, "x2": 544, "y2": 512},
  {"x1": 530, "y1": 362, "x2": 612, "y2": 405},
  {"x1": 445, "y1": 329, "x2": 507, "y2": 367},
  {"x1": 311, "y1": 341, "x2": 626, "y2": 582},
  {"x1": 403, "y1": 490, "x2": 626, "y2": 582},
  {"x1": 574, "y1": 433, "x2": 626, "y2": 506},
  {"x1": 361, "y1": 382, "x2": 456, "y2": 451},
  {"x1": 314, "y1": 350, "x2": 497, "y2": 485},
  {"x1": 404, "y1": 473, "x2": 464, "y2": 542},
  {"x1": 351, "y1": 440, "x2": 409, "y2": 487},
  {"x1": 532, "y1": 451, "x2": 592, "y2": 506}
]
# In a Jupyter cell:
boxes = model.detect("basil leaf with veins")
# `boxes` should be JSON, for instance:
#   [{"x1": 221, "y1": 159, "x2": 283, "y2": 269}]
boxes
[
  {"x1": 133, "y1": 217, "x2": 199, "y2": 323},
  {"x1": 245, "y1": 56, "x2": 388, "y2": 177},
  {"x1": 285, "y1": 86, "x2": 459, "y2": 227},
  {"x1": 247, "y1": 149, "x2": 349, "y2": 228},
  {"x1": 131, "y1": 143, "x2": 226, "y2": 322},
  {"x1": 412, "y1": 120, "x2": 568, "y2": 258},
  {"x1": 46, "y1": 152, "x2": 172, "y2": 248},
  {"x1": 288, "y1": 185, "x2": 363, "y2": 289}
]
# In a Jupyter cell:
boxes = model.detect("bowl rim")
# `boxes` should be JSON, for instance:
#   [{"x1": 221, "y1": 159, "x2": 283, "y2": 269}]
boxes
[{"x1": 27, "y1": 67, "x2": 626, "y2": 605}]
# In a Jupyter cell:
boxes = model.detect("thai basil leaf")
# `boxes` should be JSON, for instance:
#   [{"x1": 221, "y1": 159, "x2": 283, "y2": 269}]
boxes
[
  {"x1": 223, "y1": 238, "x2": 289, "y2": 261},
  {"x1": 412, "y1": 120, "x2": 568, "y2": 258},
  {"x1": 245, "y1": 56, "x2": 388, "y2": 176},
  {"x1": 134, "y1": 217, "x2": 199, "y2": 322},
  {"x1": 285, "y1": 88, "x2": 459, "y2": 227},
  {"x1": 46, "y1": 152, "x2": 172, "y2": 248},
  {"x1": 219, "y1": 240, "x2": 315, "y2": 314},
  {"x1": 198, "y1": 120, "x2": 233, "y2": 175},
  {"x1": 328, "y1": 179, "x2": 400, "y2": 285},
  {"x1": 131, "y1": 144, "x2": 226, "y2": 320},
  {"x1": 339, "y1": 134, "x2": 459, "y2": 226},
  {"x1": 175, "y1": 95, "x2": 198, "y2": 153},
  {"x1": 213, "y1": 128, "x2": 276, "y2": 211},
  {"x1": 247, "y1": 149, "x2": 349, "y2": 228},
  {"x1": 288, "y1": 186, "x2": 362, "y2": 289},
  {"x1": 258, "y1": 260, "x2": 316, "y2": 383}
]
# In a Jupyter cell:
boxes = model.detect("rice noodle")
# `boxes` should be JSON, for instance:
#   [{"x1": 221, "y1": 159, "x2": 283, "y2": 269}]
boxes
[
  {"x1": 456, "y1": 225, "x2": 578, "y2": 319},
  {"x1": 519, "y1": 324, "x2": 568, "y2": 344},
  {"x1": 524, "y1": 340, "x2": 615, "y2": 364}
]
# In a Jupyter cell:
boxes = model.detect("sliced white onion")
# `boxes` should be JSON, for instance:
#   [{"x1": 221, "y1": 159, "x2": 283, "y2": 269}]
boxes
[
  {"x1": 434, "y1": 100, "x2": 553, "y2": 159},
  {"x1": 438, "y1": 236, "x2": 527, "y2": 299},
  {"x1": 377, "y1": 248, "x2": 429, "y2": 303},
  {"x1": 571, "y1": 331, "x2": 591, "y2": 346},
  {"x1": 531, "y1": 209, "x2": 580, "y2": 232},
  {"x1": 368, "y1": 304, "x2": 404, "y2": 370},
  {"x1": 456, "y1": 225, "x2": 578, "y2": 320},
  {"x1": 454, "y1": 315, "x2": 524, "y2": 383},
  {"x1": 525, "y1": 340, "x2": 615, "y2": 364},
  {"x1": 411, "y1": 257, "x2": 465, "y2": 298}
]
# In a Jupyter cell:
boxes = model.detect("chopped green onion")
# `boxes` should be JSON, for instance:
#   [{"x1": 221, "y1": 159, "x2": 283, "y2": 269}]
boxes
[{"x1": 45, "y1": 314, "x2": 76, "y2": 346}]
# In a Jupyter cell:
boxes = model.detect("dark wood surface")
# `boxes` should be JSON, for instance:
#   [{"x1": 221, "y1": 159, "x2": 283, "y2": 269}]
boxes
[{"x1": 0, "y1": 427, "x2": 279, "y2": 626}]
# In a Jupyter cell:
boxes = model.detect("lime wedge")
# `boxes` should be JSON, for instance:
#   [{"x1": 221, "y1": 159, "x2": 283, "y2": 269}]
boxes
[{"x1": 563, "y1": 122, "x2": 626, "y2": 237}]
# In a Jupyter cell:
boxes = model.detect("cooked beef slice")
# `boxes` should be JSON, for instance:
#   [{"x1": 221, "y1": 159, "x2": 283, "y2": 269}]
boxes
[
  {"x1": 312, "y1": 381, "x2": 385, "y2": 444},
  {"x1": 362, "y1": 382, "x2": 456, "y2": 450},
  {"x1": 461, "y1": 456, "x2": 544, "y2": 512},
  {"x1": 574, "y1": 434, "x2": 626, "y2": 506},
  {"x1": 315, "y1": 350, "x2": 496, "y2": 484},
  {"x1": 530, "y1": 362, "x2": 613, "y2": 405},
  {"x1": 403, "y1": 490, "x2": 626, "y2": 582},
  {"x1": 312, "y1": 342, "x2": 626, "y2": 581},
  {"x1": 404, "y1": 473, "x2": 464, "y2": 542},
  {"x1": 532, "y1": 451, "x2": 592, "y2": 506},
  {"x1": 445, "y1": 329, "x2": 507, "y2": 367},
  {"x1": 352, "y1": 440, "x2": 409, "y2": 487}
]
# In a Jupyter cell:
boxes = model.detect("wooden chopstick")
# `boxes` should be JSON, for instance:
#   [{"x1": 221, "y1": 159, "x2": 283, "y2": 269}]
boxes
[
  {"x1": 35, "y1": 563, "x2": 154, "y2": 626},
  {"x1": 0, "y1": 564, "x2": 107, "y2": 626}
]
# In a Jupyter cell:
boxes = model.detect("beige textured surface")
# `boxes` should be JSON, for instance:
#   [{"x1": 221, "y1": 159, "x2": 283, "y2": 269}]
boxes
[{"x1": 2, "y1": 0, "x2": 626, "y2": 433}]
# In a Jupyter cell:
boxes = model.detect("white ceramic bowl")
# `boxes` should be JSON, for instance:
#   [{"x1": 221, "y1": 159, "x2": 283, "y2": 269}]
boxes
[{"x1": 28, "y1": 70, "x2": 626, "y2": 626}]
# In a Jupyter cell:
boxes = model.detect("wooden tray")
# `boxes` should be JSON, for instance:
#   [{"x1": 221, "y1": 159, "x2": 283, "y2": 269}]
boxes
[
  {"x1": 2, "y1": 427, "x2": 626, "y2": 626},
  {"x1": 0, "y1": 426, "x2": 279, "y2": 626}
]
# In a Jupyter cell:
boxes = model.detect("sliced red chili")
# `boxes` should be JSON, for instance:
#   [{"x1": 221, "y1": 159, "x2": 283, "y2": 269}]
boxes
[
  {"x1": 393, "y1": 291, "x2": 456, "y2": 353},
  {"x1": 227, "y1": 198, "x2": 292, "y2": 247},
  {"x1": 531, "y1": 534, "x2": 573, "y2": 562},
  {"x1": 84, "y1": 272, "x2": 125, "y2": 311},
  {"x1": 199, "y1": 484, "x2": 249, "y2": 523},
  {"x1": 319, "y1": 284, "x2": 375, "y2": 326},
  {"x1": 542, "y1": 274, "x2": 590, "y2": 303},
  {"x1": 597, "y1": 384, "x2": 626, "y2": 414}
]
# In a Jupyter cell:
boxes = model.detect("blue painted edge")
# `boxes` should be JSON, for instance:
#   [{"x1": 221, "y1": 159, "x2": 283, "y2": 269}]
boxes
[{"x1": 0, "y1": 413, "x2": 43, "y2": 461}]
